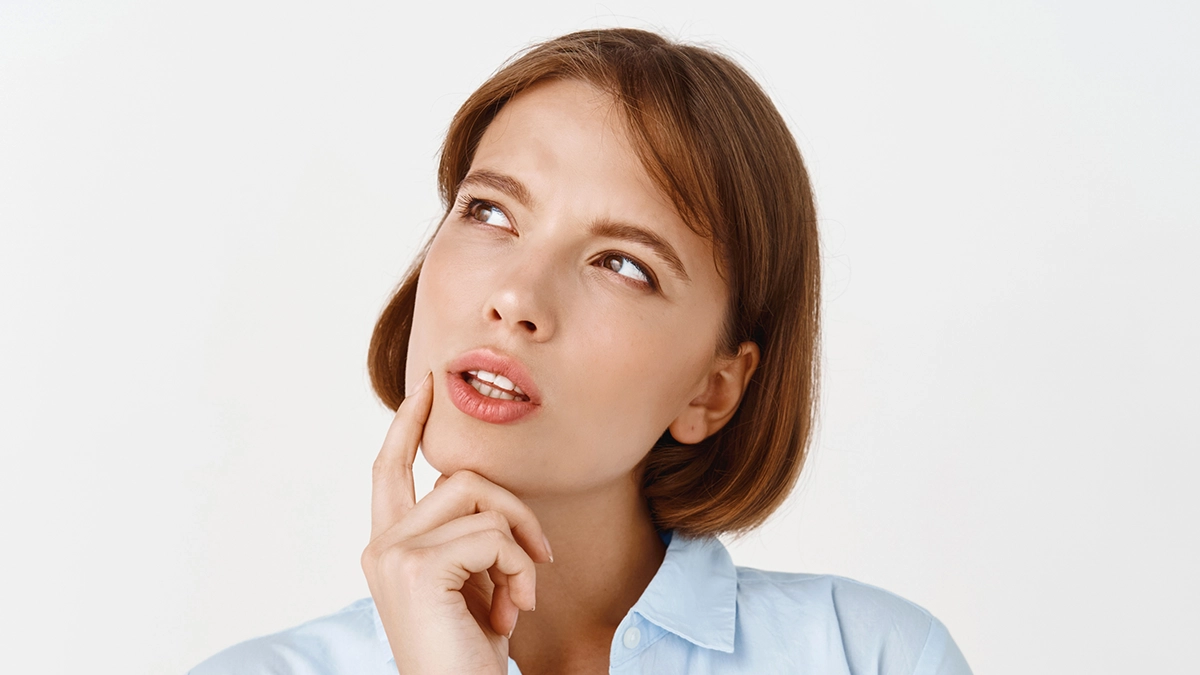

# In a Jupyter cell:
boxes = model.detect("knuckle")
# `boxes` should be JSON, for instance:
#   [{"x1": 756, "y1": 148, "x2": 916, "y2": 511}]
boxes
[
  {"x1": 480, "y1": 509, "x2": 509, "y2": 531},
  {"x1": 443, "y1": 470, "x2": 477, "y2": 498},
  {"x1": 378, "y1": 544, "x2": 425, "y2": 578},
  {"x1": 514, "y1": 502, "x2": 538, "y2": 527},
  {"x1": 397, "y1": 553, "x2": 428, "y2": 580},
  {"x1": 520, "y1": 565, "x2": 537, "y2": 587},
  {"x1": 481, "y1": 527, "x2": 507, "y2": 547},
  {"x1": 371, "y1": 454, "x2": 390, "y2": 476}
]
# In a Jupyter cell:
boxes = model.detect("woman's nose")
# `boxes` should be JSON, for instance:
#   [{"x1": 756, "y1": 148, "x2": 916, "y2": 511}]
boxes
[{"x1": 482, "y1": 253, "x2": 558, "y2": 342}]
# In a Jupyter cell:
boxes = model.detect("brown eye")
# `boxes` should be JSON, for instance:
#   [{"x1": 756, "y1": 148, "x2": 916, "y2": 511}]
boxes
[
  {"x1": 599, "y1": 253, "x2": 652, "y2": 286},
  {"x1": 466, "y1": 200, "x2": 512, "y2": 228}
]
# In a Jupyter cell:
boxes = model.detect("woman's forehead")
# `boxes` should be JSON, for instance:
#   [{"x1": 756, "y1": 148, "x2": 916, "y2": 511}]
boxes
[
  {"x1": 473, "y1": 81, "x2": 646, "y2": 195},
  {"x1": 468, "y1": 82, "x2": 692, "y2": 238}
]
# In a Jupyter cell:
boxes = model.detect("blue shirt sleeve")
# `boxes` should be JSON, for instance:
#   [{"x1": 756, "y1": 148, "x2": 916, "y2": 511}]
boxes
[
  {"x1": 828, "y1": 576, "x2": 973, "y2": 675},
  {"x1": 914, "y1": 617, "x2": 973, "y2": 675}
]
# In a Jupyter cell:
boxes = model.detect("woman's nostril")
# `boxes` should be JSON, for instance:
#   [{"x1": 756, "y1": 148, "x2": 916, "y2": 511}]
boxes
[{"x1": 487, "y1": 307, "x2": 540, "y2": 334}]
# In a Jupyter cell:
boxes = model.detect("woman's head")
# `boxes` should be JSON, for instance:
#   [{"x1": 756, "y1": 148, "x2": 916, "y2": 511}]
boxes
[{"x1": 369, "y1": 28, "x2": 819, "y2": 537}]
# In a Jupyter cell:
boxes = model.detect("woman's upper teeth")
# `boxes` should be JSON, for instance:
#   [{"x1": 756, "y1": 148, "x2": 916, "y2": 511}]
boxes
[
  {"x1": 468, "y1": 370, "x2": 526, "y2": 396},
  {"x1": 470, "y1": 379, "x2": 519, "y2": 400}
]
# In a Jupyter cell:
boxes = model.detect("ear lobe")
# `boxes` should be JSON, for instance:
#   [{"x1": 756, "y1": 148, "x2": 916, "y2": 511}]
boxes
[{"x1": 667, "y1": 341, "x2": 760, "y2": 445}]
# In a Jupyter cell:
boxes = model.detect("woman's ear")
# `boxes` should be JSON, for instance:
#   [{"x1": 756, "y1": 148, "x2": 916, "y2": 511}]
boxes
[{"x1": 668, "y1": 341, "x2": 760, "y2": 445}]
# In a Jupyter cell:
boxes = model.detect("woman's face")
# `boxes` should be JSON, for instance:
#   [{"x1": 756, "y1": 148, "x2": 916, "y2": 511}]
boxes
[{"x1": 407, "y1": 78, "x2": 733, "y2": 497}]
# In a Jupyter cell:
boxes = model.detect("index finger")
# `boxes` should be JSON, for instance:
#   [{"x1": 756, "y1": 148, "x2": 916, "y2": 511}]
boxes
[
  {"x1": 397, "y1": 469, "x2": 554, "y2": 564},
  {"x1": 370, "y1": 370, "x2": 433, "y2": 540}
]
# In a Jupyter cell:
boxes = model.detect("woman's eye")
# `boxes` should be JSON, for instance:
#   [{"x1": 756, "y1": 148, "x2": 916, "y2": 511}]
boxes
[
  {"x1": 600, "y1": 253, "x2": 652, "y2": 286},
  {"x1": 466, "y1": 200, "x2": 512, "y2": 229}
]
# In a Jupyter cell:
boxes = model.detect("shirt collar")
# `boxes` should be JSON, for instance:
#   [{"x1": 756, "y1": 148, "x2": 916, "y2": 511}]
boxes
[
  {"x1": 370, "y1": 529, "x2": 740, "y2": 661},
  {"x1": 629, "y1": 529, "x2": 738, "y2": 653}
]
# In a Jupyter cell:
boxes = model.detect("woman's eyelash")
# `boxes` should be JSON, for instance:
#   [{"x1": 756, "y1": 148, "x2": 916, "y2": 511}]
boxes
[{"x1": 454, "y1": 193, "x2": 479, "y2": 219}]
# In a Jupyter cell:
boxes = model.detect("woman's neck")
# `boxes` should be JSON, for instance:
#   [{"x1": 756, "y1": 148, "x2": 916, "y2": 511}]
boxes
[{"x1": 506, "y1": 473, "x2": 668, "y2": 673}]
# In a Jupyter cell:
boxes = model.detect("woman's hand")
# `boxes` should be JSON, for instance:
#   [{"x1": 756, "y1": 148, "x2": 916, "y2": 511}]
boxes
[{"x1": 361, "y1": 371, "x2": 554, "y2": 674}]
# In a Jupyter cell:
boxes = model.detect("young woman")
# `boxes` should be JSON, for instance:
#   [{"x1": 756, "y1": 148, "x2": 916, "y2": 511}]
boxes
[{"x1": 192, "y1": 28, "x2": 972, "y2": 675}]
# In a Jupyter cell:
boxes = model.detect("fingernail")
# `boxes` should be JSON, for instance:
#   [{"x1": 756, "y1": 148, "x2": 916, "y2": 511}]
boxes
[
  {"x1": 420, "y1": 371, "x2": 431, "y2": 387},
  {"x1": 542, "y1": 534, "x2": 554, "y2": 563}
]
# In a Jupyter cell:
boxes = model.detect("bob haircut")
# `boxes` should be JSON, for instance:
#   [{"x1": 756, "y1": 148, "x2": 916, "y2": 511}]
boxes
[{"x1": 369, "y1": 28, "x2": 819, "y2": 537}]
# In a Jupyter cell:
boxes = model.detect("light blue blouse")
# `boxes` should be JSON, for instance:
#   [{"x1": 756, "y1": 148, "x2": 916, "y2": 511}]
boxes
[{"x1": 190, "y1": 531, "x2": 972, "y2": 674}]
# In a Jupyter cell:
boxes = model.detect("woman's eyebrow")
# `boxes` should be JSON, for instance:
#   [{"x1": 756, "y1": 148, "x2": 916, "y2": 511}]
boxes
[{"x1": 459, "y1": 170, "x2": 533, "y2": 209}]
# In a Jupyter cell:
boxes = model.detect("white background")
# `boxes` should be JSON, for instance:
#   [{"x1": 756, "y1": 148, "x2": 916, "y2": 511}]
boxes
[{"x1": 2, "y1": 1, "x2": 1196, "y2": 673}]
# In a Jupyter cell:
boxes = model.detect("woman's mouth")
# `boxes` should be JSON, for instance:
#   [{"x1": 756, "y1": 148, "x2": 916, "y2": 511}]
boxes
[
  {"x1": 444, "y1": 347, "x2": 542, "y2": 424},
  {"x1": 446, "y1": 371, "x2": 540, "y2": 423}
]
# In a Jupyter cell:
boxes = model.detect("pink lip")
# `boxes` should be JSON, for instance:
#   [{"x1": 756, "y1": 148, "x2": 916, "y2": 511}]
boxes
[{"x1": 445, "y1": 348, "x2": 542, "y2": 424}]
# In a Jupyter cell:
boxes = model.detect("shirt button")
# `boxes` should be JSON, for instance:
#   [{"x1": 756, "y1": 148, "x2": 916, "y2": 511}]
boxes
[{"x1": 622, "y1": 626, "x2": 641, "y2": 649}]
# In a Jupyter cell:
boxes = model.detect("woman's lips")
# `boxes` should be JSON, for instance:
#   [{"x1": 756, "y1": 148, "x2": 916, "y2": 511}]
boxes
[
  {"x1": 446, "y1": 371, "x2": 540, "y2": 424},
  {"x1": 444, "y1": 348, "x2": 542, "y2": 424}
]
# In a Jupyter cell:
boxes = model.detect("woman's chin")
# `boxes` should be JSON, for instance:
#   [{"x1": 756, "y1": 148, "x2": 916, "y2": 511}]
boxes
[
  {"x1": 418, "y1": 407, "x2": 613, "y2": 498},
  {"x1": 419, "y1": 417, "x2": 524, "y2": 489}
]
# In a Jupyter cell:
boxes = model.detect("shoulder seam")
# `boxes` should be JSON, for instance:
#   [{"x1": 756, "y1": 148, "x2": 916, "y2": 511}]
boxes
[{"x1": 910, "y1": 616, "x2": 948, "y2": 675}]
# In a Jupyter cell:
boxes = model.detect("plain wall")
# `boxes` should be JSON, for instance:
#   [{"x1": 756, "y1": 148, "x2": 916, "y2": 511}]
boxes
[{"x1": 1, "y1": 1, "x2": 1196, "y2": 673}]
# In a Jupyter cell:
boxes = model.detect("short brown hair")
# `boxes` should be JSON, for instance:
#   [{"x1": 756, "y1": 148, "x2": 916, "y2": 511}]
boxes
[{"x1": 368, "y1": 28, "x2": 819, "y2": 537}]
